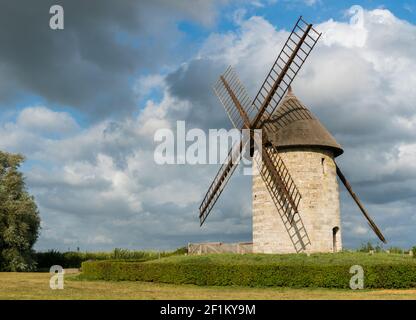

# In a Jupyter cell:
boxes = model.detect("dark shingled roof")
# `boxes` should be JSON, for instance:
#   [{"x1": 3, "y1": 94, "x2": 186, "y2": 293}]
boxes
[{"x1": 265, "y1": 87, "x2": 343, "y2": 157}]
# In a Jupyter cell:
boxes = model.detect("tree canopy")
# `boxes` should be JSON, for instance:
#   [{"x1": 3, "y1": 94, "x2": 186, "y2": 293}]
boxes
[{"x1": 0, "y1": 151, "x2": 40, "y2": 271}]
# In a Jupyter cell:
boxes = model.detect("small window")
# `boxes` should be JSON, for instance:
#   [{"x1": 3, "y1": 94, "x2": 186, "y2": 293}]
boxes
[{"x1": 321, "y1": 158, "x2": 325, "y2": 174}]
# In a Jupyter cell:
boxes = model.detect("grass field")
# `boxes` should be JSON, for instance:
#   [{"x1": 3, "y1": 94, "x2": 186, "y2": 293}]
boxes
[{"x1": 1, "y1": 272, "x2": 416, "y2": 300}]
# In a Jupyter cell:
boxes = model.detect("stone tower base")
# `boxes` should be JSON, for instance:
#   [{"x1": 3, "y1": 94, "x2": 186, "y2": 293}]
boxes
[{"x1": 252, "y1": 147, "x2": 342, "y2": 254}]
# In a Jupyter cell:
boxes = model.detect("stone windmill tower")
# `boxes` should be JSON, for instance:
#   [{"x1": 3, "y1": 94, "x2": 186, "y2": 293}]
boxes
[
  {"x1": 198, "y1": 17, "x2": 386, "y2": 254},
  {"x1": 252, "y1": 87, "x2": 344, "y2": 254}
]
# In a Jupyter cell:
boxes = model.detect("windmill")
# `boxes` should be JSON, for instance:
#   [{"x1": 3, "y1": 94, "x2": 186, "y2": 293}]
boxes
[{"x1": 198, "y1": 16, "x2": 386, "y2": 254}]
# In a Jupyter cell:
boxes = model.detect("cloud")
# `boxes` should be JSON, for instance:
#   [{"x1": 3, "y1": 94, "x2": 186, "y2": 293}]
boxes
[
  {"x1": 0, "y1": 0, "x2": 224, "y2": 120},
  {"x1": 1, "y1": 5, "x2": 416, "y2": 251},
  {"x1": 0, "y1": 97, "x2": 251, "y2": 251},
  {"x1": 250, "y1": 1, "x2": 265, "y2": 8},
  {"x1": 17, "y1": 106, "x2": 79, "y2": 135},
  {"x1": 304, "y1": 0, "x2": 318, "y2": 6}
]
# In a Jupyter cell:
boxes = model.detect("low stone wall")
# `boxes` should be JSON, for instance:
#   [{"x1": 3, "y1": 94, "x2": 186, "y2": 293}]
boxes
[{"x1": 188, "y1": 242, "x2": 253, "y2": 255}]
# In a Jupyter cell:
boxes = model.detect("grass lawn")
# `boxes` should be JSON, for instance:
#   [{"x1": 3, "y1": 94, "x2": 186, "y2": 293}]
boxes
[{"x1": 1, "y1": 271, "x2": 416, "y2": 300}]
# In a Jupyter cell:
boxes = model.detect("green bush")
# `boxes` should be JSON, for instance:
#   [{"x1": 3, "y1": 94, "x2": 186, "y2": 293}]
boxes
[
  {"x1": 358, "y1": 242, "x2": 383, "y2": 253},
  {"x1": 412, "y1": 247, "x2": 416, "y2": 258},
  {"x1": 35, "y1": 247, "x2": 187, "y2": 270},
  {"x1": 81, "y1": 253, "x2": 416, "y2": 289},
  {"x1": 388, "y1": 247, "x2": 404, "y2": 254},
  {"x1": 36, "y1": 250, "x2": 78, "y2": 269}
]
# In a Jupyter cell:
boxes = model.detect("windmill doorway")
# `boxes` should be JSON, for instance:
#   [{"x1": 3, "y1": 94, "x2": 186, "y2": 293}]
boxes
[{"x1": 332, "y1": 227, "x2": 339, "y2": 253}]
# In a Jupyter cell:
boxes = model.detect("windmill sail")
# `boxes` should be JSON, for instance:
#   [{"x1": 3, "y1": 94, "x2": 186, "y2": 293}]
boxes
[
  {"x1": 199, "y1": 17, "x2": 322, "y2": 253},
  {"x1": 253, "y1": 145, "x2": 309, "y2": 252},
  {"x1": 200, "y1": 70, "x2": 253, "y2": 226},
  {"x1": 204, "y1": 69, "x2": 307, "y2": 251},
  {"x1": 213, "y1": 66, "x2": 257, "y2": 129},
  {"x1": 208, "y1": 69, "x2": 303, "y2": 226},
  {"x1": 199, "y1": 138, "x2": 247, "y2": 226},
  {"x1": 251, "y1": 16, "x2": 321, "y2": 132},
  {"x1": 199, "y1": 16, "x2": 386, "y2": 252},
  {"x1": 336, "y1": 165, "x2": 387, "y2": 243}
]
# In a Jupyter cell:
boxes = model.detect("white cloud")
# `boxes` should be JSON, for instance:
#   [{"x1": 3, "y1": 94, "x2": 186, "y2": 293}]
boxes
[
  {"x1": 352, "y1": 225, "x2": 369, "y2": 236},
  {"x1": 17, "y1": 106, "x2": 79, "y2": 135},
  {"x1": 2, "y1": 6, "x2": 416, "y2": 250},
  {"x1": 134, "y1": 74, "x2": 165, "y2": 99},
  {"x1": 250, "y1": 1, "x2": 265, "y2": 8},
  {"x1": 304, "y1": 0, "x2": 318, "y2": 6},
  {"x1": 232, "y1": 8, "x2": 247, "y2": 25}
]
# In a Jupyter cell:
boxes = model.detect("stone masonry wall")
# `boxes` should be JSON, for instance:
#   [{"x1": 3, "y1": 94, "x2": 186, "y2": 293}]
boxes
[{"x1": 252, "y1": 147, "x2": 342, "y2": 254}]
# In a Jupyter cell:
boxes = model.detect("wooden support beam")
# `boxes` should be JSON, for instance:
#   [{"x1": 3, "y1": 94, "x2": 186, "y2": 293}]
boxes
[{"x1": 336, "y1": 164, "x2": 387, "y2": 243}]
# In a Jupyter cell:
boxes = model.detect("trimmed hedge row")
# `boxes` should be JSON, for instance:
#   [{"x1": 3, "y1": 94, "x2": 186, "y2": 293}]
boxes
[{"x1": 81, "y1": 260, "x2": 416, "y2": 289}]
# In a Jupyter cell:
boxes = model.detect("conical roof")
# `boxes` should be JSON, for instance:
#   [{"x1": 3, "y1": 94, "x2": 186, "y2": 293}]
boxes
[{"x1": 265, "y1": 87, "x2": 343, "y2": 157}]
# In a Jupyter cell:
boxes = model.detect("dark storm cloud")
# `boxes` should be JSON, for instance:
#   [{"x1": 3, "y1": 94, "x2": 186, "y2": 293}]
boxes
[
  {"x1": 166, "y1": 58, "x2": 234, "y2": 130},
  {"x1": 0, "y1": 0, "x2": 223, "y2": 119}
]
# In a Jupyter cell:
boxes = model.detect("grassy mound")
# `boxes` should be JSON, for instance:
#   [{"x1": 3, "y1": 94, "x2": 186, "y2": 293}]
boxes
[{"x1": 81, "y1": 252, "x2": 416, "y2": 289}]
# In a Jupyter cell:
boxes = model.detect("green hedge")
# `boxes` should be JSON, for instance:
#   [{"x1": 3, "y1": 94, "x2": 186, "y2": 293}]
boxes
[
  {"x1": 81, "y1": 259, "x2": 416, "y2": 289},
  {"x1": 35, "y1": 247, "x2": 187, "y2": 270}
]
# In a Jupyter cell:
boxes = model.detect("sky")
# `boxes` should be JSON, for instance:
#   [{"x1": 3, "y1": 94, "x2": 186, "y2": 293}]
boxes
[{"x1": 0, "y1": 0, "x2": 415, "y2": 251}]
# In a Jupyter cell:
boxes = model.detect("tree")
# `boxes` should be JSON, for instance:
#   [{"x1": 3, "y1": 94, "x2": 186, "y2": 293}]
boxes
[{"x1": 0, "y1": 151, "x2": 40, "y2": 271}]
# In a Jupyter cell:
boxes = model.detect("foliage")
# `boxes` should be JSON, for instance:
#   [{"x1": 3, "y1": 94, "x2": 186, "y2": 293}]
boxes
[
  {"x1": 358, "y1": 242, "x2": 383, "y2": 253},
  {"x1": 412, "y1": 247, "x2": 416, "y2": 258},
  {"x1": 81, "y1": 252, "x2": 416, "y2": 289},
  {"x1": 388, "y1": 247, "x2": 404, "y2": 254},
  {"x1": 35, "y1": 247, "x2": 188, "y2": 269},
  {"x1": 0, "y1": 151, "x2": 40, "y2": 271}
]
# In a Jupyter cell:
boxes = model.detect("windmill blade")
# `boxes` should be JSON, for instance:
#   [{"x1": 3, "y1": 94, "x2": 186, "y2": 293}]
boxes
[
  {"x1": 253, "y1": 144, "x2": 310, "y2": 252},
  {"x1": 199, "y1": 138, "x2": 248, "y2": 226},
  {"x1": 336, "y1": 164, "x2": 387, "y2": 243},
  {"x1": 251, "y1": 16, "x2": 321, "y2": 131},
  {"x1": 212, "y1": 66, "x2": 308, "y2": 251},
  {"x1": 213, "y1": 66, "x2": 304, "y2": 214},
  {"x1": 201, "y1": 67, "x2": 255, "y2": 226},
  {"x1": 213, "y1": 66, "x2": 256, "y2": 129},
  {"x1": 260, "y1": 145, "x2": 301, "y2": 216}
]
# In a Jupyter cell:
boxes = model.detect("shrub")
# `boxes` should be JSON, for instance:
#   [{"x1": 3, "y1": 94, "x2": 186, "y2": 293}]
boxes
[
  {"x1": 81, "y1": 253, "x2": 416, "y2": 289},
  {"x1": 412, "y1": 247, "x2": 416, "y2": 258},
  {"x1": 113, "y1": 248, "x2": 155, "y2": 260},
  {"x1": 171, "y1": 246, "x2": 188, "y2": 255},
  {"x1": 34, "y1": 247, "x2": 187, "y2": 270},
  {"x1": 358, "y1": 241, "x2": 384, "y2": 253},
  {"x1": 388, "y1": 247, "x2": 404, "y2": 254}
]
